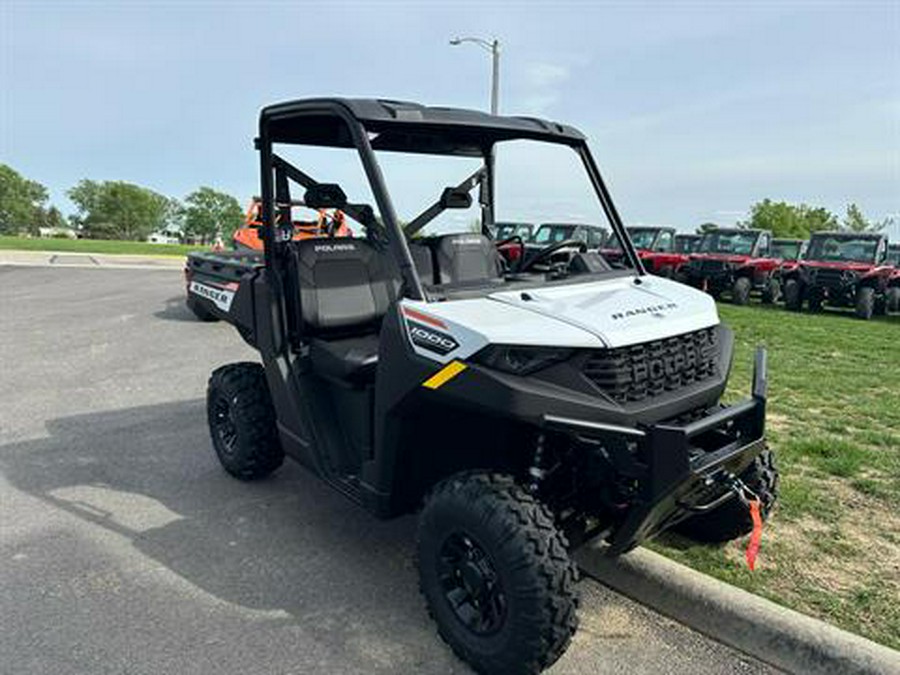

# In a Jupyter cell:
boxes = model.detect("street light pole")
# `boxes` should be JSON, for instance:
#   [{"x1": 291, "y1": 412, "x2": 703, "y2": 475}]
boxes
[{"x1": 449, "y1": 36, "x2": 500, "y2": 115}]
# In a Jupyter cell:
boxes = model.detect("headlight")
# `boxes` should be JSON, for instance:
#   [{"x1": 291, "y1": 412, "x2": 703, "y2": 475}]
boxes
[{"x1": 473, "y1": 345, "x2": 574, "y2": 375}]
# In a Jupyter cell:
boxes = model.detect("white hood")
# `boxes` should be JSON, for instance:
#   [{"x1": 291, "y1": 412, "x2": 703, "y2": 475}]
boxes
[
  {"x1": 400, "y1": 275, "x2": 719, "y2": 364},
  {"x1": 488, "y1": 275, "x2": 719, "y2": 348}
]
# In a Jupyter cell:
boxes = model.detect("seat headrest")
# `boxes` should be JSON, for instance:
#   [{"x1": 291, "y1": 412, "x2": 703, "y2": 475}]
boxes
[{"x1": 434, "y1": 233, "x2": 502, "y2": 285}]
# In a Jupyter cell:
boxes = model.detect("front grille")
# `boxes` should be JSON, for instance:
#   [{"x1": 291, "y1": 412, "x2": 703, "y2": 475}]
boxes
[
  {"x1": 582, "y1": 328, "x2": 719, "y2": 403},
  {"x1": 810, "y1": 268, "x2": 850, "y2": 289},
  {"x1": 700, "y1": 260, "x2": 729, "y2": 276}
]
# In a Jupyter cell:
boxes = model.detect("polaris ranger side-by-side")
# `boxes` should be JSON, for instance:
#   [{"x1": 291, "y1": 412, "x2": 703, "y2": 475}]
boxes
[
  {"x1": 783, "y1": 231, "x2": 894, "y2": 319},
  {"x1": 194, "y1": 98, "x2": 777, "y2": 675},
  {"x1": 683, "y1": 228, "x2": 782, "y2": 304}
]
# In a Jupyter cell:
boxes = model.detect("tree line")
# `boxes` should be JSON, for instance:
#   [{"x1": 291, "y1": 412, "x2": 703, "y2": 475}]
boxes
[
  {"x1": 0, "y1": 163, "x2": 244, "y2": 243},
  {"x1": 2, "y1": 163, "x2": 895, "y2": 244},
  {"x1": 698, "y1": 199, "x2": 895, "y2": 238}
]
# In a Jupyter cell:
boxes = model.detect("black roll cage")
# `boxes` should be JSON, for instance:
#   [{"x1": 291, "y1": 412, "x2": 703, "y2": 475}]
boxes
[{"x1": 256, "y1": 98, "x2": 644, "y2": 304}]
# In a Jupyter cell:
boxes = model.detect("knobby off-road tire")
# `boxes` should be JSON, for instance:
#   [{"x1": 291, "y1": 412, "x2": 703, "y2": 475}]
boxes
[
  {"x1": 783, "y1": 279, "x2": 803, "y2": 311},
  {"x1": 732, "y1": 276, "x2": 752, "y2": 305},
  {"x1": 673, "y1": 449, "x2": 779, "y2": 543},
  {"x1": 207, "y1": 362, "x2": 283, "y2": 480},
  {"x1": 855, "y1": 286, "x2": 875, "y2": 320},
  {"x1": 417, "y1": 473, "x2": 579, "y2": 675},
  {"x1": 887, "y1": 287, "x2": 900, "y2": 314},
  {"x1": 761, "y1": 277, "x2": 780, "y2": 304},
  {"x1": 187, "y1": 297, "x2": 220, "y2": 322}
]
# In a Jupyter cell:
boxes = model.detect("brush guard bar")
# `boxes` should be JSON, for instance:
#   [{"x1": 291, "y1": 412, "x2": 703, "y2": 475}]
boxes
[{"x1": 545, "y1": 347, "x2": 768, "y2": 556}]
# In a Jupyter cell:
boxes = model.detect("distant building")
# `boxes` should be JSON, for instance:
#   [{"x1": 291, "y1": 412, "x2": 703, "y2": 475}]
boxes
[
  {"x1": 147, "y1": 231, "x2": 181, "y2": 245},
  {"x1": 38, "y1": 227, "x2": 77, "y2": 239},
  {"x1": 147, "y1": 224, "x2": 183, "y2": 245}
]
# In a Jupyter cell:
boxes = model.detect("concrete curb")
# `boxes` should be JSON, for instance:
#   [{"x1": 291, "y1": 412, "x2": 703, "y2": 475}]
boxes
[
  {"x1": 576, "y1": 546, "x2": 900, "y2": 675},
  {"x1": 0, "y1": 250, "x2": 184, "y2": 270}
]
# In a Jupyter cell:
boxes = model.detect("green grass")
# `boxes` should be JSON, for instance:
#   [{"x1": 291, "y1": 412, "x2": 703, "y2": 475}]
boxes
[
  {"x1": 653, "y1": 303, "x2": 900, "y2": 650},
  {"x1": 0, "y1": 235, "x2": 205, "y2": 257}
]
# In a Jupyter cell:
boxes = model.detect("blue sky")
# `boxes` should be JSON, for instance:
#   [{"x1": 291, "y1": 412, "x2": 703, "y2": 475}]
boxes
[{"x1": 1, "y1": 1, "x2": 898, "y2": 236}]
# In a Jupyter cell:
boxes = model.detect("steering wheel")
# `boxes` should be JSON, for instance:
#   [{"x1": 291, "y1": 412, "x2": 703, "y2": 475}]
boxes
[
  {"x1": 519, "y1": 239, "x2": 588, "y2": 272},
  {"x1": 495, "y1": 235, "x2": 524, "y2": 249}
]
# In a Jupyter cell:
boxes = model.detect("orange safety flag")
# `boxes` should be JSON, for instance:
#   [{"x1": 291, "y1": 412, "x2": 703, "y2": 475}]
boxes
[{"x1": 745, "y1": 499, "x2": 763, "y2": 571}]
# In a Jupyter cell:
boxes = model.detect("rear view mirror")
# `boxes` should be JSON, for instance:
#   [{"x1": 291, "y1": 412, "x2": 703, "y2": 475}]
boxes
[
  {"x1": 304, "y1": 183, "x2": 347, "y2": 209},
  {"x1": 440, "y1": 187, "x2": 472, "y2": 209}
]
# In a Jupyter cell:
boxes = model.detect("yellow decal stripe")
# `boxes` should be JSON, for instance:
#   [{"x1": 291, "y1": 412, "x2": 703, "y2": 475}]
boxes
[{"x1": 422, "y1": 361, "x2": 468, "y2": 390}]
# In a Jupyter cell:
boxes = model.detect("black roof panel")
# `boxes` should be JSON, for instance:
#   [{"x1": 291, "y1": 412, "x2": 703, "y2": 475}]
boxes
[{"x1": 259, "y1": 97, "x2": 586, "y2": 155}]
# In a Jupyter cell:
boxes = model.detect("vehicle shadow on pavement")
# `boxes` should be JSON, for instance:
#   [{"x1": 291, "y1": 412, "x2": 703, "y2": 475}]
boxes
[
  {"x1": 153, "y1": 295, "x2": 203, "y2": 323},
  {"x1": 0, "y1": 399, "x2": 470, "y2": 674}
]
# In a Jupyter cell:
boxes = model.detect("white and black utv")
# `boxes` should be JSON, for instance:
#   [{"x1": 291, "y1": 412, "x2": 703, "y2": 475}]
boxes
[{"x1": 194, "y1": 98, "x2": 778, "y2": 675}]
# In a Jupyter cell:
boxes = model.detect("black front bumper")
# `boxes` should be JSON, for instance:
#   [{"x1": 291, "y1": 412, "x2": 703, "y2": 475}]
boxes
[{"x1": 545, "y1": 348, "x2": 768, "y2": 555}]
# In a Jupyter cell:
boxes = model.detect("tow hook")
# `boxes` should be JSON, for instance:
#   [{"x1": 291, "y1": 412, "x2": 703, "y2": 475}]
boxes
[{"x1": 724, "y1": 473, "x2": 764, "y2": 571}]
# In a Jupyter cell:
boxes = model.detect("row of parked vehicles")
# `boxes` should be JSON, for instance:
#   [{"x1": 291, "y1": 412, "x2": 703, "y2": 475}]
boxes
[{"x1": 488, "y1": 223, "x2": 900, "y2": 320}]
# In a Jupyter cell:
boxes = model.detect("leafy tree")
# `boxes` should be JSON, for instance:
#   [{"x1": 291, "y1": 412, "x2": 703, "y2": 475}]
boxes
[
  {"x1": 743, "y1": 199, "x2": 837, "y2": 238},
  {"x1": 68, "y1": 179, "x2": 169, "y2": 240},
  {"x1": 841, "y1": 203, "x2": 883, "y2": 232},
  {"x1": 182, "y1": 187, "x2": 244, "y2": 244},
  {"x1": 0, "y1": 164, "x2": 49, "y2": 234}
]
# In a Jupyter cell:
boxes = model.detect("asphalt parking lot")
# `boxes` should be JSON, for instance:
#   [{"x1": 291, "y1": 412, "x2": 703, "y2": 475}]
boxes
[{"x1": 0, "y1": 265, "x2": 777, "y2": 674}]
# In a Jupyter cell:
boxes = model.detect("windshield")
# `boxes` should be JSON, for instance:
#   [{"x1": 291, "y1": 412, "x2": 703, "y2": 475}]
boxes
[
  {"x1": 627, "y1": 229, "x2": 659, "y2": 250},
  {"x1": 807, "y1": 235, "x2": 880, "y2": 263},
  {"x1": 675, "y1": 236, "x2": 699, "y2": 253},
  {"x1": 495, "y1": 222, "x2": 533, "y2": 241},
  {"x1": 533, "y1": 224, "x2": 577, "y2": 244},
  {"x1": 699, "y1": 231, "x2": 759, "y2": 255},
  {"x1": 887, "y1": 247, "x2": 900, "y2": 266},
  {"x1": 772, "y1": 241, "x2": 802, "y2": 260}
]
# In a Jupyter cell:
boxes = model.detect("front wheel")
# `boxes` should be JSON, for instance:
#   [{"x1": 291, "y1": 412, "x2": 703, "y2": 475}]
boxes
[
  {"x1": 417, "y1": 473, "x2": 579, "y2": 675},
  {"x1": 673, "y1": 449, "x2": 779, "y2": 543},
  {"x1": 732, "y1": 276, "x2": 752, "y2": 305},
  {"x1": 855, "y1": 286, "x2": 875, "y2": 320},
  {"x1": 887, "y1": 287, "x2": 900, "y2": 313}
]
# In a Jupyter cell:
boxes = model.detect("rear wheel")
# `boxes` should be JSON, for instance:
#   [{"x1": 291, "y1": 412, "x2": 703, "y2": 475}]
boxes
[
  {"x1": 855, "y1": 286, "x2": 875, "y2": 320},
  {"x1": 783, "y1": 279, "x2": 803, "y2": 311},
  {"x1": 417, "y1": 473, "x2": 578, "y2": 675},
  {"x1": 673, "y1": 449, "x2": 779, "y2": 543},
  {"x1": 187, "y1": 297, "x2": 220, "y2": 322},
  {"x1": 887, "y1": 287, "x2": 900, "y2": 313},
  {"x1": 207, "y1": 362, "x2": 283, "y2": 480},
  {"x1": 732, "y1": 276, "x2": 752, "y2": 305}
]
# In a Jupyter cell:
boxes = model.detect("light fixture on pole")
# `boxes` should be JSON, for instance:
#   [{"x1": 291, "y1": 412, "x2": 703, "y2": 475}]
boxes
[{"x1": 449, "y1": 36, "x2": 500, "y2": 115}]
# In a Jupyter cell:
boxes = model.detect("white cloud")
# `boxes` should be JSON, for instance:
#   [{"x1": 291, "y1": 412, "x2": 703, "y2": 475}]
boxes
[{"x1": 526, "y1": 63, "x2": 570, "y2": 89}]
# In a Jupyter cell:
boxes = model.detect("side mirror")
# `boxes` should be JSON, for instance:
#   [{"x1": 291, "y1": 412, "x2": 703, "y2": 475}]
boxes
[
  {"x1": 440, "y1": 187, "x2": 472, "y2": 209},
  {"x1": 304, "y1": 183, "x2": 347, "y2": 209}
]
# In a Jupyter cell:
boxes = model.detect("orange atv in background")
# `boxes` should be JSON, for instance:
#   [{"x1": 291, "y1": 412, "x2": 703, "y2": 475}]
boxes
[{"x1": 232, "y1": 198, "x2": 352, "y2": 251}]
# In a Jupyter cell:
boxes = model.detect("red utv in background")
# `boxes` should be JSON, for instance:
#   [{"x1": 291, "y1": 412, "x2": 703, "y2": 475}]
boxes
[
  {"x1": 682, "y1": 228, "x2": 781, "y2": 304},
  {"x1": 782, "y1": 231, "x2": 894, "y2": 320},
  {"x1": 601, "y1": 226, "x2": 689, "y2": 278}
]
